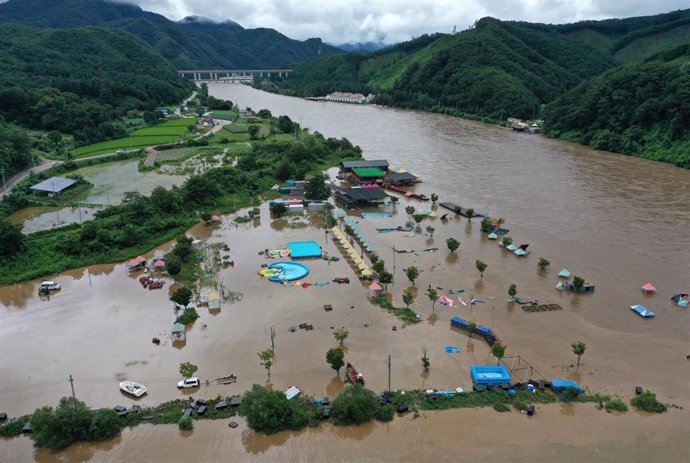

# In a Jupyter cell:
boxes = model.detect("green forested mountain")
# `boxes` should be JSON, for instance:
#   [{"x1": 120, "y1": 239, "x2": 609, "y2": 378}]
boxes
[
  {"x1": 271, "y1": 10, "x2": 690, "y2": 167},
  {"x1": 275, "y1": 18, "x2": 615, "y2": 120},
  {"x1": 557, "y1": 9, "x2": 690, "y2": 62},
  {"x1": 544, "y1": 43, "x2": 690, "y2": 167},
  {"x1": 0, "y1": 24, "x2": 193, "y2": 145},
  {"x1": 0, "y1": 0, "x2": 341, "y2": 69},
  {"x1": 0, "y1": 122, "x2": 32, "y2": 178}
]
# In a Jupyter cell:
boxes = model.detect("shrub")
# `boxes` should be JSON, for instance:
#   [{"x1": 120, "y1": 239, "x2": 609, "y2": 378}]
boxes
[
  {"x1": 631, "y1": 391, "x2": 667, "y2": 413},
  {"x1": 494, "y1": 402, "x2": 511, "y2": 412},
  {"x1": 331, "y1": 384, "x2": 379, "y2": 425},
  {"x1": 604, "y1": 397, "x2": 628, "y2": 412},
  {"x1": 177, "y1": 307, "x2": 199, "y2": 325},
  {"x1": 239, "y1": 384, "x2": 314, "y2": 434},
  {"x1": 178, "y1": 416, "x2": 193, "y2": 430},
  {"x1": 375, "y1": 403, "x2": 395, "y2": 422},
  {"x1": 0, "y1": 419, "x2": 25, "y2": 437},
  {"x1": 513, "y1": 396, "x2": 528, "y2": 411}
]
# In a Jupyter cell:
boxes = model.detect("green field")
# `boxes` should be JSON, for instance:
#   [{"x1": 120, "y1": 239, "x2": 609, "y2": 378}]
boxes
[
  {"x1": 156, "y1": 147, "x2": 222, "y2": 163},
  {"x1": 209, "y1": 110, "x2": 239, "y2": 120},
  {"x1": 73, "y1": 118, "x2": 196, "y2": 157}
]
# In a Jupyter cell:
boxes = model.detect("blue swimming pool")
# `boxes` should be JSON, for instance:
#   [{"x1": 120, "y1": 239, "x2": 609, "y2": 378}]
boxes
[{"x1": 267, "y1": 262, "x2": 310, "y2": 281}]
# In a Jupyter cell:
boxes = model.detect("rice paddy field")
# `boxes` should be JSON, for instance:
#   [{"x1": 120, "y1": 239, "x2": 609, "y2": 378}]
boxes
[{"x1": 73, "y1": 118, "x2": 196, "y2": 157}]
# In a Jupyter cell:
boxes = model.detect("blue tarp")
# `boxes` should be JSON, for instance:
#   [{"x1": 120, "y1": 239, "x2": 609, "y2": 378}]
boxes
[
  {"x1": 551, "y1": 379, "x2": 585, "y2": 393},
  {"x1": 445, "y1": 346, "x2": 460, "y2": 353},
  {"x1": 630, "y1": 305, "x2": 655, "y2": 318}
]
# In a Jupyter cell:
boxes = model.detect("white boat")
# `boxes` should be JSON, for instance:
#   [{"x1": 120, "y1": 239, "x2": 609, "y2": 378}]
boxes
[{"x1": 119, "y1": 381, "x2": 147, "y2": 397}]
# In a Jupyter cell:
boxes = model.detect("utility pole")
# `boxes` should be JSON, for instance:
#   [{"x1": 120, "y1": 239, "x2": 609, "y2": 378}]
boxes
[
  {"x1": 68, "y1": 374, "x2": 77, "y2": 410},
  {"x1": 387, "y1": 355, "x2": 391, "y2": 394}
]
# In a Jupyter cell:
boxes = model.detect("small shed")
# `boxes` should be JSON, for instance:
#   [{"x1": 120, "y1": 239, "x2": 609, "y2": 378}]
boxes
[
  {"x1": 368, "y1": 282, "x2": 382, "y2": 298},
  {"x1": 153, "y1": 259, "x2": 165, "y2": 271},
  {"x1": 30, "y1": 176, "x2": 77, "y2": 196},
  {"x1": 172, "y1": 322, "x2": 186, "y2": 341}
]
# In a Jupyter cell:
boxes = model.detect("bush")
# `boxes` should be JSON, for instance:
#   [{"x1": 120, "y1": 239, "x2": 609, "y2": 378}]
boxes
[
  {"x1": 375, "y1": 403, "x2": 395, "y2": 421},
  {"x1": 513, "y1": 396, "x2": 528, "y2": 411},
  {"x1": 330, "y1": 384, "x2": 379, "y2": 425},
  {"x1": 631, "y1": 391, "x2": 667, "y2": 413},
  {"x1": 177, "y1": 307, "x2": 199, "y2": 325},
  {"x1": 178, "y1": 416, "x2": 194, "y2": 430},
  {"x1": 0, "y1": 419, "x2": 25, "y2": 437},
  {"x1": 89, "y1": 409, "x2": 121, "y2": 441},
  {"x1": 604, "y1": 397, "x2": 628, "y2": 412},
  {"x1": 239, "y1": 384, "x2": 315, "y2": 435},
  {"x1": 493, "y1": 402, "x2": 511, "y2": 412}
]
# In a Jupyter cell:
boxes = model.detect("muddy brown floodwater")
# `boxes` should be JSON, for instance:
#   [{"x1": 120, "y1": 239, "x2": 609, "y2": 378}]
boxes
[{"x1": 1, "y1": 85, "x2": 689, "y2": 462}]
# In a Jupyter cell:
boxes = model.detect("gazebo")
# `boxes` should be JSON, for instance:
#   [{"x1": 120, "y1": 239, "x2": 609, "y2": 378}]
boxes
[
  {"x1": 641, "y1": 283, "x2": 657, "y2": 294},
  {"x1": 368, "y1": 282, "x2": 382, "y2": 297},
  {"x1": 127, "y1": 255, "x2": 146, "y2": 273}
]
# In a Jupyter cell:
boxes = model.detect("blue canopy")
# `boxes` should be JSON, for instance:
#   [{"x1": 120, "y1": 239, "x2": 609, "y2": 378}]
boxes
[{"x1": 551, "y1": 379, "x2": 584, "y2": 393}]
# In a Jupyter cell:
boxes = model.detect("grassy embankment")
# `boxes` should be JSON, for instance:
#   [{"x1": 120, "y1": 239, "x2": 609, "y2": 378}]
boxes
[{"x1": 72, "y1": 119, "x2": 196, "y2": 158}]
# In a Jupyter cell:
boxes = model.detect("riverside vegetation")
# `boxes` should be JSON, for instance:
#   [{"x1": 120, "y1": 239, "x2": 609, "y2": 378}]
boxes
[
  {"x1": 0, "y1": 111, "x2": 363, "y2": 285},
  {"x1": 1, "y1": 382, "x2": 666, "y2": 451}
]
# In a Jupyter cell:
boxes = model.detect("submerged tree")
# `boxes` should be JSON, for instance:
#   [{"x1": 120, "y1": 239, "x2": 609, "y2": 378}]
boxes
[
  {"x1": 378, "y1": 271, "x2": 393, "y2": 292},
  {"x1": 405, "y1": 205, "x2": 415, "y2": 221},
  {"x1": 468, "y1": 320, "x2": 477, "y2": 339},
  {"x1": 446, "y1": 237, "x2": 460, "y2": 253},
  {"x1": 465, "y1": 208, "x2": 474, "y2": 221},
  {"x1": 333, "y1": 327, "x2": 349, "y2": 346},
  {"x1": 402, "y1": 291, "x2": 414, "y2": 309},
  {"x1": 475, "y1": 259, "x2": 487, "y2": 277},
  {"x1": 170, "y1": 286, "x2": 193, "y2": 307},
  {"x1": 258, "y1": 348, "x2": 275, "y2": 382},
  {"x1": 425, "y1": 225, "x2": 435, "y2": 238},
  {"x1": 179, "y1": 361, "x2": 198, "y2": 379},
  {"x1": 421, "y1": 345, "x2": 430, "y2": 372},
  {"x1": 405, "y1": 266, "x2": 420, "y2": 287},
  {"x1": 538, "y1": 257, "x2": 550, "y2": 271},
  {"x1": 430, "y1": 193, "x2": 438, "y2": 204},
  {"x1": 326, "y1": 347, "x2": 345, "y2": 375},
  {"x1": 572, "y1": 341, "x2": 586, "y2": 370},
  {"x1": 508, "y1": 284, "x2": 517, "y2": 300},
  {"x1": 426, "y1": 287, "x2": 438, "y2": 314},
  {"x1": 492, "y1": 343, "x2": 507, "y2": 365}
]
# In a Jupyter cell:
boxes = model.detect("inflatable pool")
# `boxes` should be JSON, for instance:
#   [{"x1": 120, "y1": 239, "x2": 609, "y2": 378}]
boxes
[{"x1": 266, "y1": 262, "x2": 310, "y2": 282}]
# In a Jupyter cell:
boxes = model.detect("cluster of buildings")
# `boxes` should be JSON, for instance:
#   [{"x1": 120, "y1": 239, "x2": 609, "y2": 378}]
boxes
[
  {"x1": 333, "y1": 160, "x2": 420, "y2": 209},
  {"x1": 312, "y1": 92, "x2": 377, "y2": 105}
]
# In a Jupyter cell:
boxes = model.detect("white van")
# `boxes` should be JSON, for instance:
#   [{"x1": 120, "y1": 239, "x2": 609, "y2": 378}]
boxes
[{"x1": 39, "y1": 281, "x2": 61, "y2": 291}]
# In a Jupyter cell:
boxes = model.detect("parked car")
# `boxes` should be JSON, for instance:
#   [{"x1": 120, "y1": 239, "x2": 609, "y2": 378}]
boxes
[
  {"x1": 39, "y1": 281, "x2": 61, "y2": 291},
  {"x1": 177, "y1": 377, "x2": 200, "y2": 388}
]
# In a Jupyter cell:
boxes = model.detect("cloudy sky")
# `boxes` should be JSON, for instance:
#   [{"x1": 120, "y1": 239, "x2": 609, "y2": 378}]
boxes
[{"x1": 122, "y1": 0, "x2": 686, "y2": 44}]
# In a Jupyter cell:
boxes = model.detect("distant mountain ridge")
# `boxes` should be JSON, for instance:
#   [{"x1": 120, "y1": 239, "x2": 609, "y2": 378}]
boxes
[
  {"x1": 262, "y1": 10, "x2": 690, "y2": 167},
  {"x1": 0, "y1": 0, "x2": 342, "y2": 68}
]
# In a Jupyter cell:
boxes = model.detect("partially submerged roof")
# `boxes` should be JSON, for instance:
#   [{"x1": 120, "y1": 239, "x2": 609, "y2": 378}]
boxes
[
  {"x1": 172, "y1": 322, "x2": 185, "y2": 333},
  {"x1": 352, "y1": 167, "x2": 386, "y2": 178},
  {"x1": 337, "y1": 188, "x2": 389, "y2": 202},
  {"x1": 30, "y1": 177, "x2": 77, "y2": 193},
  {"x1": 641, "y1": 283, "x2": 657, "y2": 292},
  {"x1": 386, "y1": 172, "x2": 417, "y2": 182},
  {"x1": 128, "y1": 256, "x2": 146, "y2": 267},
  {"x1": 341, "y1": 159, "x2": 389, "y2": 169}
]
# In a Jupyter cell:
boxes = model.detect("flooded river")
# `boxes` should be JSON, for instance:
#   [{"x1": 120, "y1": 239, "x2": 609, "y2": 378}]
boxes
[{"x1": 0, "y1": 85, "x2": 688, "y2": 462}]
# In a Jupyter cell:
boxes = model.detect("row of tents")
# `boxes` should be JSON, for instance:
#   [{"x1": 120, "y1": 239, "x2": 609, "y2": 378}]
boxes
[
  {"x1": 342, "y1": 216, "x2": 377, "y2": 253},
  {"x1": 330, "y1": 226, "x2": 373, "y2": 279}
]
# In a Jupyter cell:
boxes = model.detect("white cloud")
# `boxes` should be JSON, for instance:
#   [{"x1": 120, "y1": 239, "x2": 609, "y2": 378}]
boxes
[{"x1": 119, "y1": 0, "x2": 689, "y2": 44}]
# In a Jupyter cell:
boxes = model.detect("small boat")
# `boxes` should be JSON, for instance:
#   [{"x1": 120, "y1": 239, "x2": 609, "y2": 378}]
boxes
[{"x1": 119, "y1": 381, "x2": 147, "y2": 397}]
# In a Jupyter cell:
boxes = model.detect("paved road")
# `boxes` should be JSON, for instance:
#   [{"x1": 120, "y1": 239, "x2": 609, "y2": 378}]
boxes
[{"x1": 1, "y1": 159, "x2": 56, "y2": 200}]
